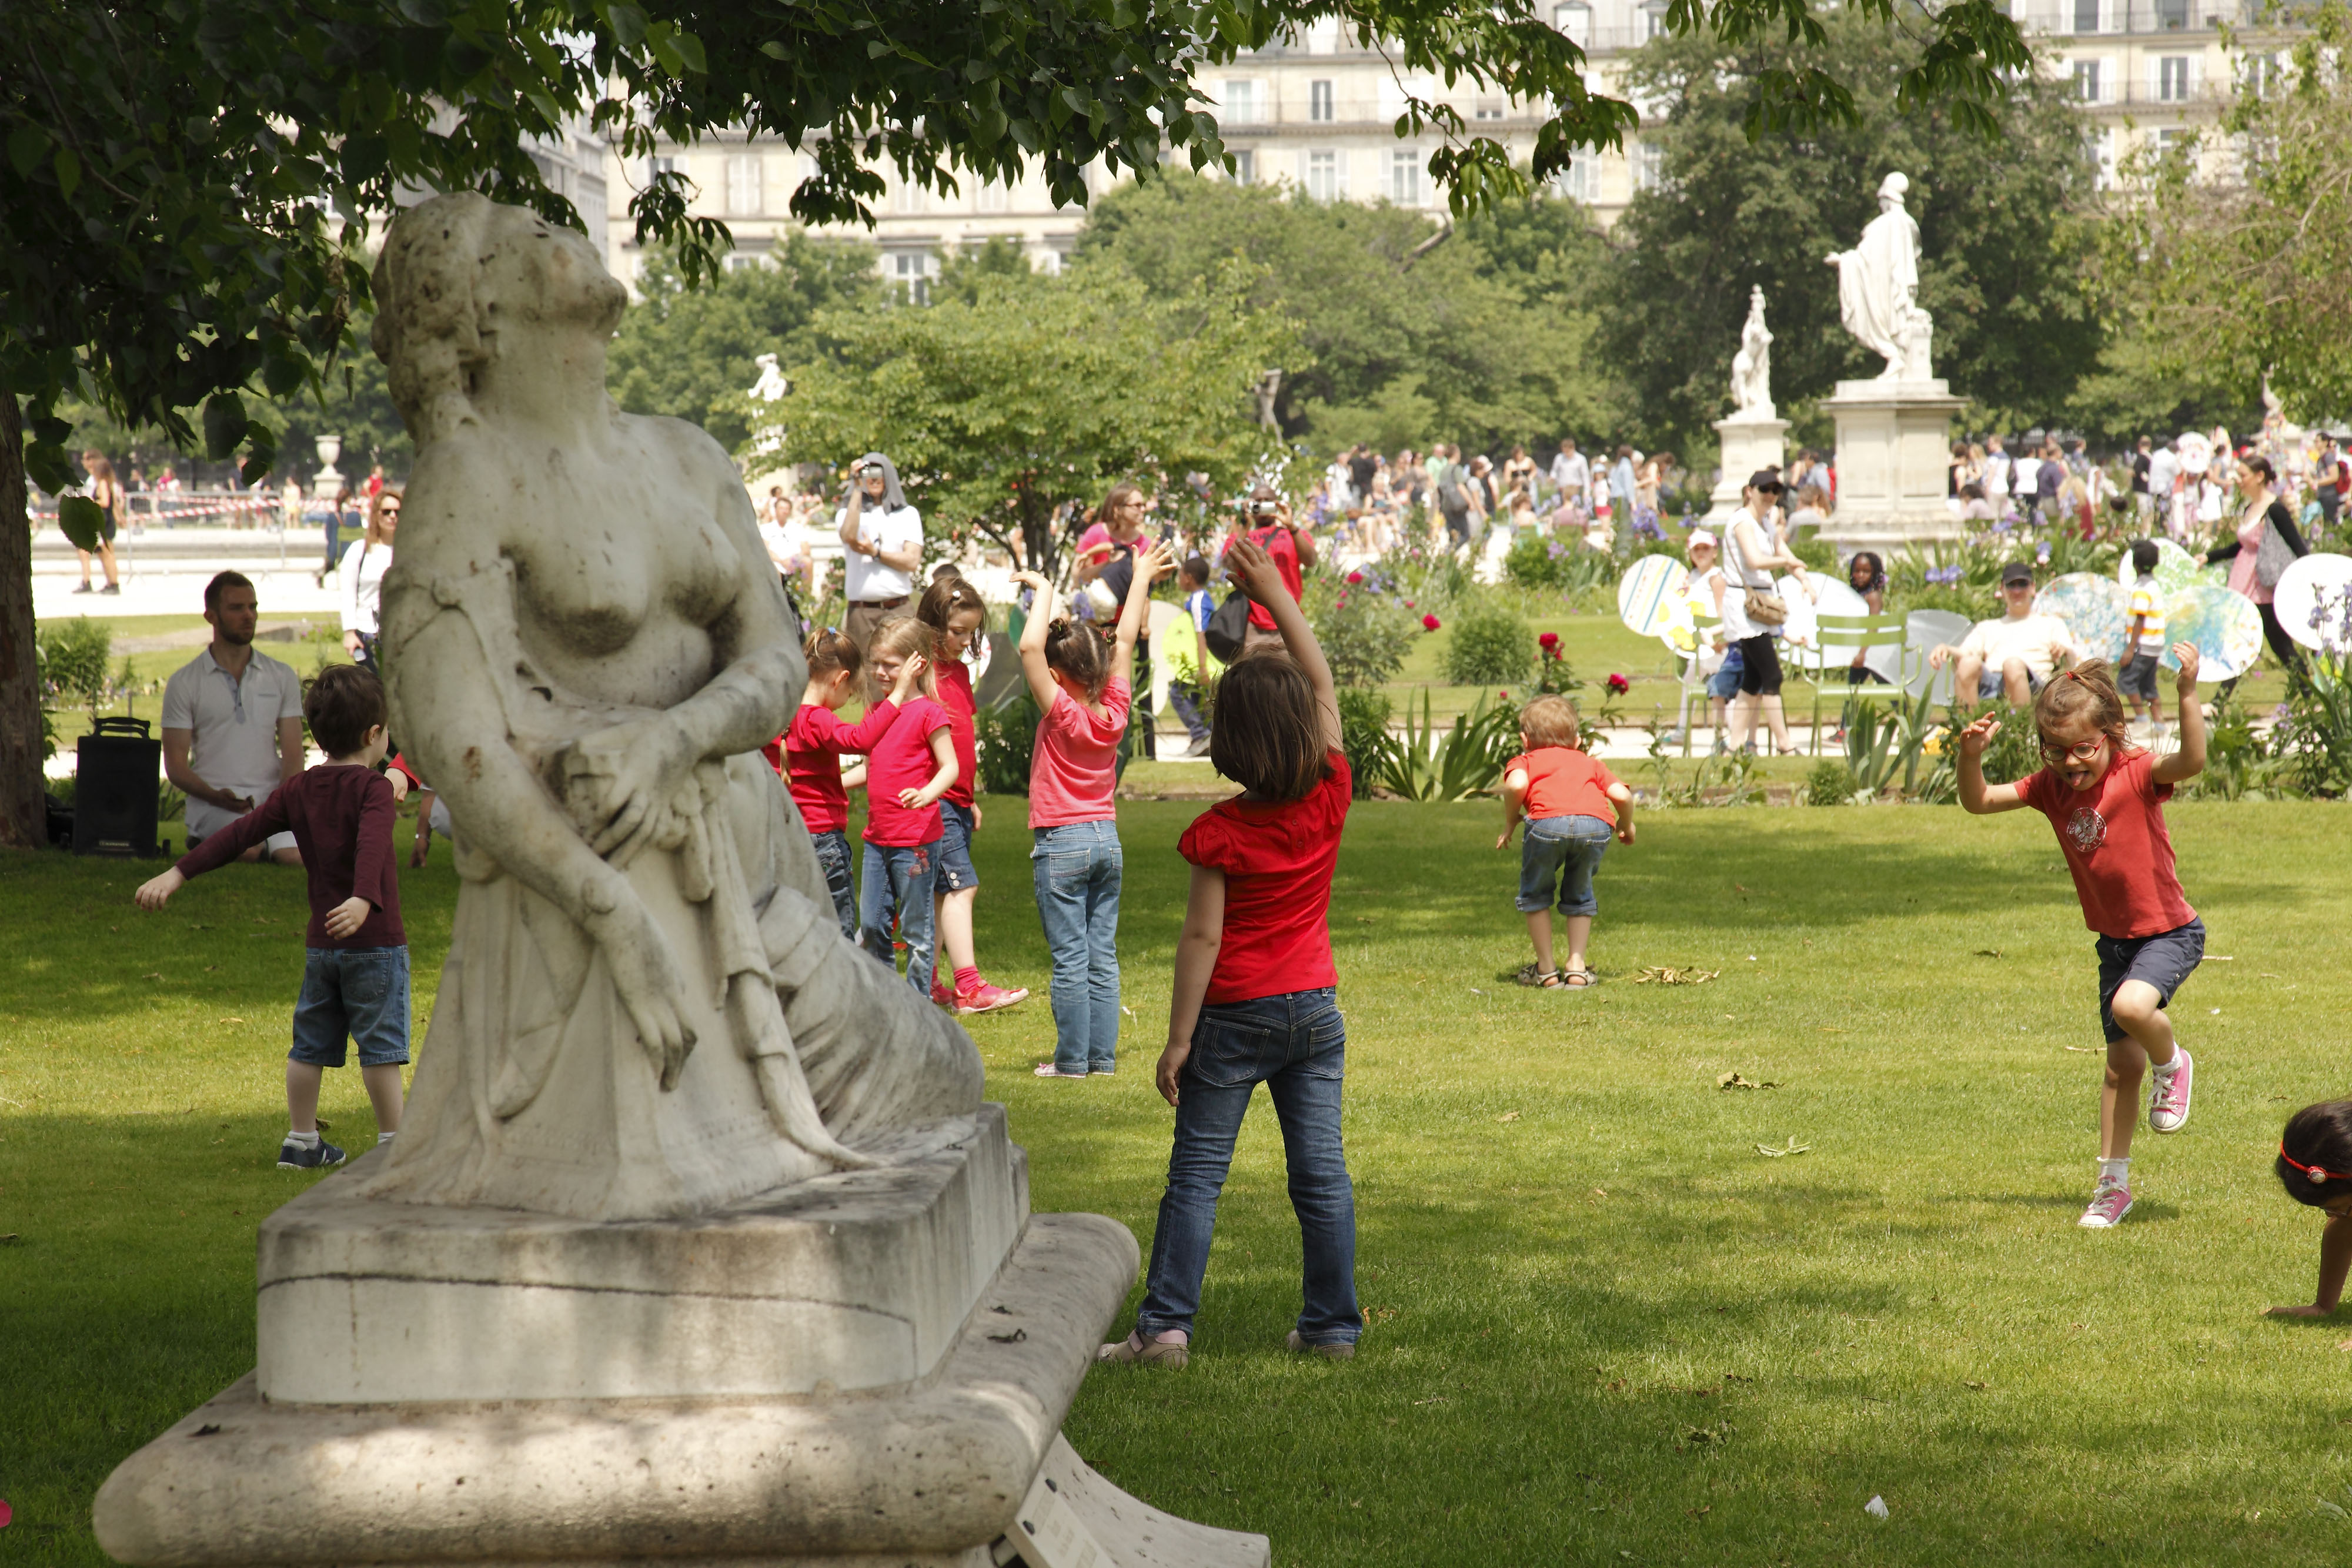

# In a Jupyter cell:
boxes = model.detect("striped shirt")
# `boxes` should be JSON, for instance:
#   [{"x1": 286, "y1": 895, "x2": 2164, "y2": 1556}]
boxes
[{"x1": 2127, "y1": 579, "x2": 2167, "y2": 657}]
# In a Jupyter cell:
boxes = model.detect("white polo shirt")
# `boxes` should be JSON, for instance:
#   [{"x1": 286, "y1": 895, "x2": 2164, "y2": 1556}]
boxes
[
  {"x1": 161, "y1": 646, "x2": 304, "y2": 844},
  {"x1": 836, "y1": 502, "x2": 923, "y2": 603}
]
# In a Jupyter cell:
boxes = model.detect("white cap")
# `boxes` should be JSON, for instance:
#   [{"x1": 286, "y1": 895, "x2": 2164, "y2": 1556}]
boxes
[{"x1": 1686, "y1": 529, "x2": 1718, "y2": 551}]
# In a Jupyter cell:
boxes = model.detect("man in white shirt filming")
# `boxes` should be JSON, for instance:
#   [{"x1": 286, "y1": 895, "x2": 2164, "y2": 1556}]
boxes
[
  {"x1": 1927, "y1": 561, "x2": 2086, "y2": 707},
  {"x1": 836, "y1": 451, "x2": 924, "y2": 686}
]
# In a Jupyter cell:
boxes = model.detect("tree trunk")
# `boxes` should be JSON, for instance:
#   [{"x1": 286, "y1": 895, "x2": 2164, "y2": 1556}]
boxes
[{"x1": 0, "y1": 393, "x2": 44, "y2": 850}]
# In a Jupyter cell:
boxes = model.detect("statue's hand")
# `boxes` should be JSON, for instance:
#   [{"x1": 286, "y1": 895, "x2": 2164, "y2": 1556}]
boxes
[
  {"x1": 586, "y1": 897, "x2": 697, "y2": 1089},
  {"x1": 561, "y1": 716, "x2": 694, "y2": 864}
]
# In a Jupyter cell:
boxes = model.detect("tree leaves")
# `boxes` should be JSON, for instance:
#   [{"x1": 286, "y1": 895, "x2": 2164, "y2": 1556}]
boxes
[
  {"x1": 55, "y1": 497, "x2": 106, "y2": 552},
  {"x1": 201, "y1": 392, "x2": 249, "y2": 462}
]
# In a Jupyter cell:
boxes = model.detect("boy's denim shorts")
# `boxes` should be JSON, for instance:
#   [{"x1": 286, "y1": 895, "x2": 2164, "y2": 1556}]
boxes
[
  {"x1": 1517, "y1": 814, "x2": 1613, "y2": 917},
  {"x1": 2119, "y1": 651, "x2": 2160, "y2": 703},
  {"x1": 2096, "y1": 917, "x2": 2203, "y2": 1044},
  {"x1": 290, "y1": 945, "x2": 412, "y2": 1068},
  {"x1": 1708, "y1": 650, "x2": 1745, "y2": 700},
  {"x1": 937, "y1": 799, "x2": 980, "y2": 892}
]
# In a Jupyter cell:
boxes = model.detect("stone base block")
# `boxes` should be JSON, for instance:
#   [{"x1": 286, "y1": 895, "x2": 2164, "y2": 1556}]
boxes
[
  {"x1": 1708, "y1": 415, "x2": 1789, "y2": 517},
  {"x1": 255, "y1": 1106, "x2": 1027, "y2": 1404},
  {"x1": 92, "y1": 1213, "x2": 1257, "y2": 1567},
  {"x1": 1823, "y1": 378, "x2": 1969, "y2": 549}
]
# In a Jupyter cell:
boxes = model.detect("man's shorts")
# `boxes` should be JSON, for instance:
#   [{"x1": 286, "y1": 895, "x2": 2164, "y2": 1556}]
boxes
[
  {"x1": 2095, "y1": 917, "x2": 2204, "y2": 1044},
  {"x1": 1977, "y1": 667, "x2": 2045, "y2": 702},
  {"x1": 937, "y1": 799, "x2": 980, "y2": 892},
  {"x1": 2119, "y1": 652, "x2": 2160, "y2": 704},
  {"x1": 290, "y1": 945, "x2": 412, "y2": 1068}
]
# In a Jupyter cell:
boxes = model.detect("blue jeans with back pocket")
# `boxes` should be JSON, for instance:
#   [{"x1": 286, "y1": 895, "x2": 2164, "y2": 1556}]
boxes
[
  {"x1": 1517, "y1": 813, "x2": 1612, "y2": 917},
  {"x1": 1031, "y1": 821, "x2": 1122, "y2": 1071},
  {"x1": 1135, "y1": 987, "x2": 1361, "y2": 1347}
]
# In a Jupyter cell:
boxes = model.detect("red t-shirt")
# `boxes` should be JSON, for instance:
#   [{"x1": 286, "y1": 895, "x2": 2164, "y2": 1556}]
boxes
[
  {"x1": 1226, "y1": 525, "x2": 1303, "y2": 630},
  {"x1": 1179, "y1": 750, "x2": 1351, "y2": 1005},
  {"x1": 862, "y1": 696, "x2": 951, "y2": 847},
  {"x1": 1028, "y1": 677, "x2": 1129, "y2": 828},
  {"x1": 2019, "y1": 748, "x2": 2196, "y2": 938},
  {"x1": 780, "y1": 700, "x2": 898, "y2": 835},
  {"x1": 936, "y1": 657, "x2": 978, "y2": 810},
  {"x1": 175, "y1": 766, "x2": 405, "y2": 950},
  {"x1": 1509, "y1": 747, "x2": 1621, "y2": 825}
]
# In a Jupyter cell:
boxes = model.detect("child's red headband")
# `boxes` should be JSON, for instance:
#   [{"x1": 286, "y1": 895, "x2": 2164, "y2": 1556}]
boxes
[{"x1": 2281, "y1": 1144, "x2": 2352, "y2": 1184}]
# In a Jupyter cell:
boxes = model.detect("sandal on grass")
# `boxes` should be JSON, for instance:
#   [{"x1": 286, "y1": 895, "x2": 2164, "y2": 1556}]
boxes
[
  {"x1": 1515, "y1": 963, "x2": 1564, "y2": 988},
  {"x1": 1098, "y1": 1330, "x2": 1189, "y2": 1368},
  {"x1": 1561, "y1": 968, "x2": 1598, "y2": 989}
]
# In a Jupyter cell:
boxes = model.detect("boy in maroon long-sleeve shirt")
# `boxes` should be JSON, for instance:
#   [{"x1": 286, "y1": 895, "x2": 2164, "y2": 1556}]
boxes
[{"x1": 137, "y1": 664, "x2": 409, "y2": 1170}]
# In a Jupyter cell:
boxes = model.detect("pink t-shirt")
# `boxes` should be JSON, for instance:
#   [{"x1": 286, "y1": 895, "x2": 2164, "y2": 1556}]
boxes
[
  {"x1": 863, "y1": 697, "x2": 951, "y2": 847},
  {"x1": 1028, "y1": 677, "x2": 1130, "y2": 828}
]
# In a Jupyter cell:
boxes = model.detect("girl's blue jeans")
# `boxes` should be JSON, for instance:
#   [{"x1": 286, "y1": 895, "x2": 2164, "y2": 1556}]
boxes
[
  {"x1": 858, "y1": 838, "x2": 938, "y2": 995},
  {"x1": 1030, "y1": 821, "x2": 1122, "y2": 1072},
  {"x1": 1135, "y1": 987, "x2": 1362, "y2": 1348}
]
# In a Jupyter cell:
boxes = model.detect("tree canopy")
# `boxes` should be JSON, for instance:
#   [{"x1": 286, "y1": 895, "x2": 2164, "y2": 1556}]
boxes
[{"x1": 1601, "y1": 7, "x2": 2100, "y2": 457}]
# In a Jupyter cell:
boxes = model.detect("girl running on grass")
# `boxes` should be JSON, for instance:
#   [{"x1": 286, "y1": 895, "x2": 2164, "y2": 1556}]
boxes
[
  {"x1": 1497, "y1": 694, "x2": 1635, "y2": 989},
  {"x1": 1957, "y1": 651, "x2": 2207, "y2": 1230},
  {"x1": 857, "y1": 618, "x2": 958, "y2": 997},
  {"x1": 1098, "y1": 534, "x2": 1362, "y2": 1368},
  {"x1": 916, "y1": 574, "x2": 1028, "y2": 1016},
  {"x1": 2267, "y1": 1102, "x2": 2352, "y2": 1319},
  {"x1": 778, "y1": 628, "x2": 913, "y2": 940},
  {"x1": 1008, "y1": 540, "x2": 1174, "y2": 1079}
]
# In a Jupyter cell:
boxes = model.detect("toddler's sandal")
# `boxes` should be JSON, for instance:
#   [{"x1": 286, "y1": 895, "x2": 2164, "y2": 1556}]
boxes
[
  {"x1": 1561, "y1": 968, "x2": 1598, "y2": 988},
  {"x1": 1515, "y1": 963, "x2": 1563, "y2": 988}
]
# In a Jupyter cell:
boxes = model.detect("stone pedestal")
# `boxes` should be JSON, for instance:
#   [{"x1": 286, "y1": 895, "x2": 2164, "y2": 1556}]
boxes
[
  {"x1": 1823, "y1": 377, "x2": 1967, "y2": 549},
  {"x1": 93, "y1": 1114, "x2": 1269, "y2": 1568},
  {"x1": 1708, "y1": 414, "x2": 1789, "y2": 518}
]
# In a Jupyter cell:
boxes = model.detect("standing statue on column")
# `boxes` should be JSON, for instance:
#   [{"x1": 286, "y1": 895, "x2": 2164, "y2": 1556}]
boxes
[
  {"x1": 1826, "y1": 172, "x2": 1934, "y2": 383},
  {"x1": 1728, "y1": 286, "x2": 1774, "y2": 419}
]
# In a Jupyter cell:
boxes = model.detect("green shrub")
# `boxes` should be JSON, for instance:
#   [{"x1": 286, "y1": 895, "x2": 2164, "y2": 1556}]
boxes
[
  {"x1": 974, "y1": 691, "x2": 1038, "y2": 795},
  {"x1": 1334, "y1": 687, "x2": 1392, "y2": 800},
  {"x1": 36, "y1": 618, "x2": 113, "y2": 720},
  {"x1": 1310, "y1": 581, "x2": 1417, "y2": 690},
  {"x1": 1503, "y1": 534, "x2": 1613, "y2": 595},
  {"x1": 1805, "y1": 759, "x2": 1853, "y2": 805},
  {"x1": 1442, "y1": 603, "x2": 1535, "y2": 688}
]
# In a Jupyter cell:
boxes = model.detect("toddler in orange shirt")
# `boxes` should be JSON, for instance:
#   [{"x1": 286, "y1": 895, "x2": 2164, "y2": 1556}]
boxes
[{"x1": 1496, "y1": 695, "x2": 1634, "y2": 989}]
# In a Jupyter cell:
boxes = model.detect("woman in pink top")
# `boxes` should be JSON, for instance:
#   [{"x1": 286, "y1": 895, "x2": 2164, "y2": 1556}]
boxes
[
  {"x1": 1010, "y1": 539, "x2": 1176, "y2": 1078},
  {"x1": 2204, "y1": 453, "x2": 2308, "y2": 685}
]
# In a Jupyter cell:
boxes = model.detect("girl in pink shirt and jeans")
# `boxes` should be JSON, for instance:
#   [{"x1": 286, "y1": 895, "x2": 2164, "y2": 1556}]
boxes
[{"x1": 1011, "y1": 540, "x2": 1175, "y2": 1078}]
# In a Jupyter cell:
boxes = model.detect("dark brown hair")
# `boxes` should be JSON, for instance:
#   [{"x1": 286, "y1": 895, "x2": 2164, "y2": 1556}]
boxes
[
  {"x1": 1043, "y1": 615, "x2": 1112, "y2": 700},
  {"x1": 203, "y1": 570, "x2": 255, "y2": 614},
  {"x1": 306, "y1": 663, "x2": 387, "y2": 757},
  {"x1": 2033, "y1": 660, "x2": 2131, "y2": 757},
  {"x1": 1100, "y1": 480, "x2": 1147, "y2": 530},
  {"x1": 2278, "y1": 1101, "x2": 2352, "y2": 1207},
  {"x1": 917, "y1": 574, "x2": 987, "y2": 636},
  {"x1": 803, "y1": 626, "x2": 863, "y2": 677},
  {"x1": 1210, "y1": 652, "x2": 1330, "y2": 801},
  {"x1": 1517, "y1": 694, "x2": 1580, "y2": 750}
]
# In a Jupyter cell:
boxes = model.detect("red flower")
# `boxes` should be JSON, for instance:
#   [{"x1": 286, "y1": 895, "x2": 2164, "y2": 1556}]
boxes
[
  {"x1": 1422, "y1": 614, "x2": 1441, "y2": 631},
  {"x1": 1538, "y1": 631, "x2": 1560, "y2": 651},
  {"x1": 1499, "y1": 690, "x2": 1512, "y2": 700},
  {"x1": 1346, "y1": 571, "x2": 1364, "y2": 585},
  {"x1": 1607, "y1": 672, "x2": 1630, "y2": 693},
  {"x1": 1404, "y1": 599, "x2": 1416, "y2": 608}
]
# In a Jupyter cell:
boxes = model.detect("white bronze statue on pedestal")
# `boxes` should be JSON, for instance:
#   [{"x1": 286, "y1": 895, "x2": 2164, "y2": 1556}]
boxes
[
  {"x1": 1728, "y1": 286, "x2": 1774, "y2": 421},
  {"x1": 1826, "y1": 172, "x2": 1935, "y2": 385}
]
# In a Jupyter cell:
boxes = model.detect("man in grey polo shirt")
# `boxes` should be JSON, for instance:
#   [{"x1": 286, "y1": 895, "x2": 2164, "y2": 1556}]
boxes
[{"x1": 161, "y1": 571, "x2": 306, "y2": 865}]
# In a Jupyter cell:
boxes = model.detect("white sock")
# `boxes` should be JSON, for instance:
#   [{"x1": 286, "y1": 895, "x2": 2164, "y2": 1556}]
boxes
[
  {"x1": 287, "y1": 1128, "x2": 321, "y2": 1149},
  {"x1": 2099, "y1": 1158, "x2": 2130, "y2": 1187},
  {"x1": 2151, "y1": 1055, "x2": 2181, "y2": 1078},
  {"x1": 377, "y1": 1131, "x2": 397, "y2": 1145}
]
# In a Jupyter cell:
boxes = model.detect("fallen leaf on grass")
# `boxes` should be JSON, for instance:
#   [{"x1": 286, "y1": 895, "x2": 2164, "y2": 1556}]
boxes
[
  {"x1": 2064, "y1": 1044, "x2": 2100, "y2": 1052},
  {"x1": 1962, "y1": 1380, "x2": 1990, "y2": 1390},
  {"x1": 1688, "y1": 1505, "x2": 1713, "y2": 1518},
  {"x1": 2334, "y1": 1336, "x2": 2352, "y2": 1352},
  {"x1": 1718, "y1": 1071, "x2": 1779, "y2": 1091},
  {"x1": 1633, "y1": 966, "x2": 1719, "y2": 986},
  {"x1": 1756, "y1": 1138, "x2": 1812, "y2": 1158},
  {"x1": 2207, "y1": 954, "x2": 2235, "y2": 961},
  {"x1": 0, "y1": 1233, "x2": 19, "y2": 1245},
  {"x1": 142, "y1": 972, "x2": 165, "y2": 981},
  {"x1": 218, "y1": 1017, "x2": 246, "y2": 1025},
  {"x1": 1413, "y1": 1396, "x2": 1451, "y2": 1406},
  {"x1": 1679, "y1": 1422, "x2": 1734, "y2": 1447},
  {"x1": 1974, "y1": 948, "x2": 2001, "y2": 958},
  {"x1": 2318, "y1": 1498, "x2": 2347, "y2": 1519},
  {"x1": 1496, "y1": 1111, "x2": 1521, "y2": 1124},
  {"x1": 1865, "y1": 1495, "x2": 1889, "y2": 1519}
]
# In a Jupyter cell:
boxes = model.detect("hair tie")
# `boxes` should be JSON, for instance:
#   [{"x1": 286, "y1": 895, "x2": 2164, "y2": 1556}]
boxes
[
  {"x1": 2065, "y1": 668, "x2": 2082, "y2": 683},
  {"x1": 2283, "y1": 1144, "x2": 2350, "y2": 1184}
]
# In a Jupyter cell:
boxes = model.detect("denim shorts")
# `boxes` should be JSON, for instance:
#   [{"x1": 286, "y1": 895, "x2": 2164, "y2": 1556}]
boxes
[
  {"x1": 1977, "y1": 667, "x2": 2045, "y2": 701},
  {"x1": 937, "y1": 799, "x2": 979, "y2": 892},
  {"x1": 290, "y1": 945, "x2": 412, "y2": 1068},
  {"x1": 1517, "y1": 814, "x2": 1612, "y2": 917},
  {"x1": 2119, "y1": 651, "x2": 2160, "y2": 703},
  {"x1": 1708, "y1": 650, "x2": 1745, "y2": 700},
  {"x1": 2096, "y1": 917, "x2": 2204, "y2": 1044}
]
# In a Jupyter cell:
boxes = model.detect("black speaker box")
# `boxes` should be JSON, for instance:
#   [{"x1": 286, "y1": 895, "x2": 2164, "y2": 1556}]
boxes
[{"x1": 74, "y1": 717, "x2": 162, "y2": 858}]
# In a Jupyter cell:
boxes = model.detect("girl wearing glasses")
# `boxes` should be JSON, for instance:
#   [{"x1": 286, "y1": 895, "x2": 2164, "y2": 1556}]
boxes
[{"x1": 1955, "y1": 651, "x2": 2207, "y2": 1231}]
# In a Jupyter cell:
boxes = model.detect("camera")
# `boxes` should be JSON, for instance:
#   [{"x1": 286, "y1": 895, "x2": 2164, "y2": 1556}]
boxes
[{"x1": 1251, "y1": 496, "x2": 1281, "y2": 519}]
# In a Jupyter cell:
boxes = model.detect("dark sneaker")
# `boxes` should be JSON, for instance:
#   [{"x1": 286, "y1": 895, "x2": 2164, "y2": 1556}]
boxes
[
  {"x1": 99, "y1": 583, "x2": 119, "y2": 595},
  {"x1": 278, "y1": 1138, "x2": 346, "y2": 1171},
  {"x1": 1285, "y1": 1329, "x2": 1356, "y2": 1361}
]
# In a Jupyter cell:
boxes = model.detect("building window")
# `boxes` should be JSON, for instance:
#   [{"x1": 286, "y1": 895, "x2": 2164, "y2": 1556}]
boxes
[
  {"x1": 2089, "y1": 126, "x2": 2116, "y2": 189},
  {"x1": 1230, "y1": 149, "x2": 1255, "y2": 185},
  {"x1": 1307, "y1": 149, "x2": 1339, "y2": 201},
  {"x1": 2154, "y1": 0, "x2": 2188, "y2": 27},
  {"x1": 2242, "y1": 52, "x2": 2279, "y2": 96},
  {"x1": 891, "y1": 180, "x2": 927, "y2": 215},
  {"x1": 1635, "y1": 141, "x2": 1665, "y2": 192},
  {"x1": 650, "y1": 153, "x2": 677, "y2": 180},
  {"x1": 1475, "y1": 96, "x2": 1506, "y2": 121},
  {"x1": 976, "y1": 180, "x2": 1010, "y2": 214},
  {"x1": 1645, "y1": 3, "x2": 1669, "y2": 39},
  {"x1": 2157, "y1": 126, "x2": 2191, "y2": 155},
  {"x1": 891, "y1": 252, "x2": 931, "y2": 305},
  {"x1": 2158, "y1": 55, "x2": 2192, "y2": 101},
  {"x1": 724, "y1": 155, "x2": 762, "y2": 216},
  {"x1": 2073, "y1": 0, "x2": 2100, "y2": 32},
  {"x1": 1390, "y1": 150, "x2": 1422, "y2": 205},
  {"x1": 1553, "y1": 1, "x2": 1591, "y2": 47},
  {"x1": 1556, "y1": 153, "x2": 1599, "y2": 205},
  {"x1": 724, "y1": 253, "x2": 763, "y2": 274},
  {"x1": 2072, "y1": 61, "x2": 2103, "y2": 101},
  {"x1": 1308, "y1": 79, "x2": 1334, "y2": 122},
  {"x1": 1222, "y1": 79, "x2": 1261, "y2": 124}
]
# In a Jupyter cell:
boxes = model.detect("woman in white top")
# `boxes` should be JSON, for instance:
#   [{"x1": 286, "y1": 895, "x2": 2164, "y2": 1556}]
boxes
[
  {"x1": 1719, "y1": 471, "x2": 1810, "y2": 756},
  {"x1": 339, "y1": 486, "x2": 400, "y2": 667}
]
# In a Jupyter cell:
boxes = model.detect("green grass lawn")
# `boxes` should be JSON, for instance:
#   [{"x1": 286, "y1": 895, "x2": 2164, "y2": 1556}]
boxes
[{"x1": 7, "y1": 765, "x2": 2347, "y2": 1562}]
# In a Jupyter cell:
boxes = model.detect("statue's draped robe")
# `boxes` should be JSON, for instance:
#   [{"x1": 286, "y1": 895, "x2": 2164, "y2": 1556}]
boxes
[{"x1": 1832, "y1": 208, "x2": 1921, "y2": 369}]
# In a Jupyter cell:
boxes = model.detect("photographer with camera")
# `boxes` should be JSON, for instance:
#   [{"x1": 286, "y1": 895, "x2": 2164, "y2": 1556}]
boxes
[
  {"x1": 1224, "y1": 486, "x2": 1317, "y2": 659},
  {"x1": 836, "y1": 452, "x2": 925, "y2": 687}
]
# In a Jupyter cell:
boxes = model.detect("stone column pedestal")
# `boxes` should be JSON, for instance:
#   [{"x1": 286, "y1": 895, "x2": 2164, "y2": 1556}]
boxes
[
  {"x1": 1708, "y1": 415, "x2": 1789, "y2": 519},
  {"x1": 1822, "y1": 378, "x2": 1967, "y2": 550}
]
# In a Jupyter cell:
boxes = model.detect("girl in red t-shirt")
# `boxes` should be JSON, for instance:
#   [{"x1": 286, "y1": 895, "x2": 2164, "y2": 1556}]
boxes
[
  {"x1": 857, "y1": 618, "x2": 959, "y2": 998},
  {"x1": 1098, "y1": 534, "x2": 1361, "y2": 1369},
  {"x1": 1958, "y1": 650, "x2": 2209, "y2": 1231},
  {"x1": 777, "y1": 628, "x2": 913, "y2": 938},
  {"x1": 1496, "y1": 695, "x2": 1635, "y2": 989},
  {"x1": 916, "y1": 576, "x2": 1028, "y2": 1017}
]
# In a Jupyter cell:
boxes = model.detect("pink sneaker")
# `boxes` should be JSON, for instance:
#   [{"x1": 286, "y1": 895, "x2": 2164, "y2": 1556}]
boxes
[
  {"x1": 2079, "y1": 1181, "x2": 2134, "y2": 1229},
  {"x1": 2149, "y1": 1048, "x2": 2193, "y2": 1134},
  {"x1": 957, "y1": 978, "x2": 1030, "y2": 1015},
  {"x1": 930, "y1": 974, "x2": 954, "y2": 1008}
]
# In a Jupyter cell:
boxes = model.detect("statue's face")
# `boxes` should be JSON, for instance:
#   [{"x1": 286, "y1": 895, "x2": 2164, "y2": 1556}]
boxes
[{"x1": 477, "y1": 204, "x2": 629, "y2": 339}]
